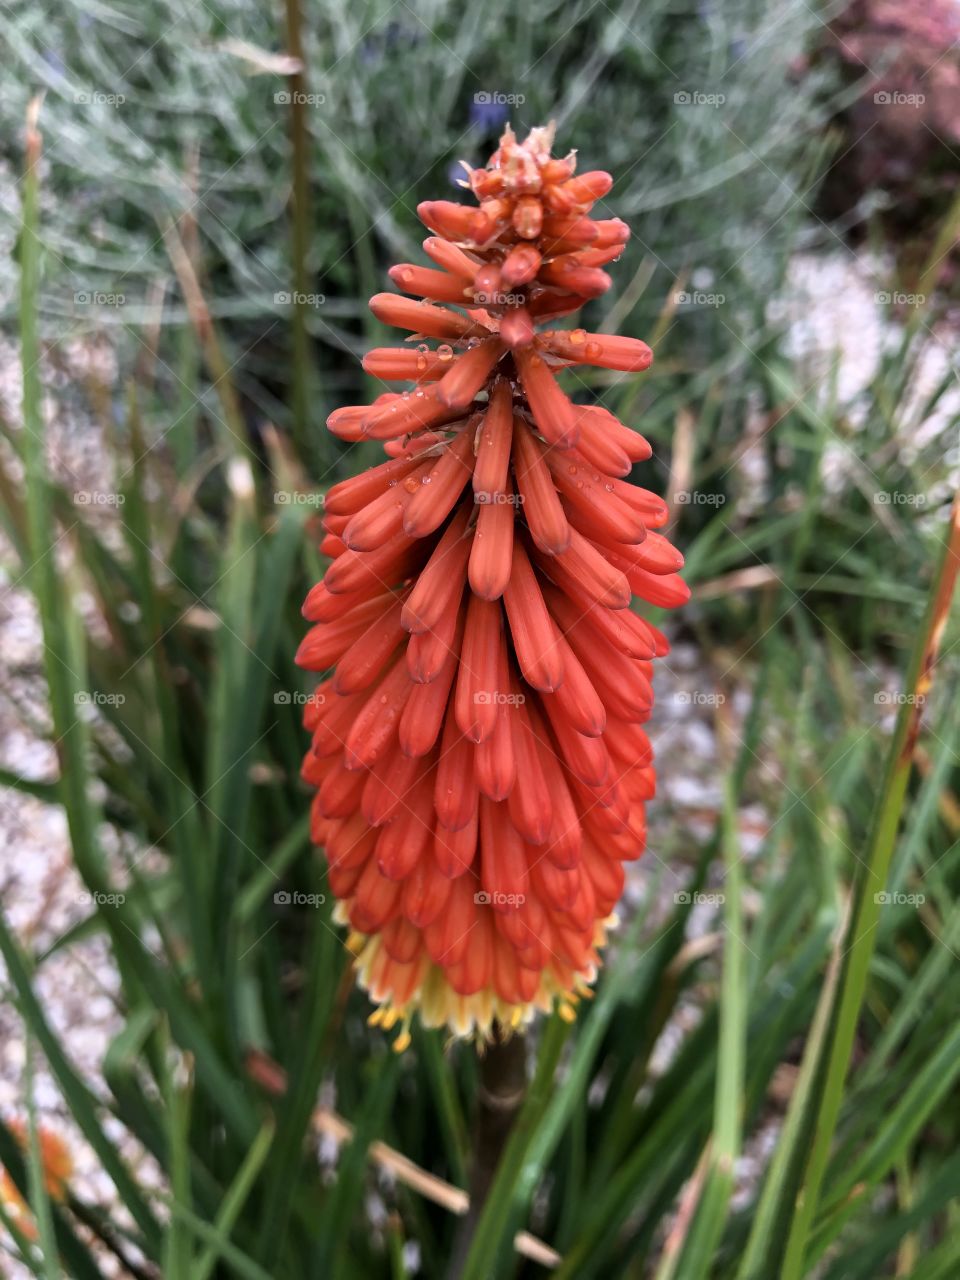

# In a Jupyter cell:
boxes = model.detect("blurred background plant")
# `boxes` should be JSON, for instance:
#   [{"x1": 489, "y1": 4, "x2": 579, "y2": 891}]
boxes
[{"x1": 0, "y1": 1, "x2": 958, "y2": 1277}]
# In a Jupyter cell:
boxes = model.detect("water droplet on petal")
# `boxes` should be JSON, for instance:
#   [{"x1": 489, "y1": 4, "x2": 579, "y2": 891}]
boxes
[
  {"x1": 438, "y1": 344, "x2": 454, "y2": 362},
  {"x1": 585, "y1": 341, "x2": 602, "y2": 358},
  {"x1": 570, "y1": 328, "x2": 586, "y2": 345}
]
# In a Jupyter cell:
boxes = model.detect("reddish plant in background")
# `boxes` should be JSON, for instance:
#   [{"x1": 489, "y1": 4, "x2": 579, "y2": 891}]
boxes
[{"x1": 296, "y1": 124, "x2": 688, "y2": 1047}]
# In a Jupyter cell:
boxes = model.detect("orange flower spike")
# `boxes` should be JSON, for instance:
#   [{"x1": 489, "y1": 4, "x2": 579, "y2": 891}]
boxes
[
  {"x1": 298, "y1": 124, "x2": 686, "y2": 1046},
  {"x1": 473, "y1": 379, "x2": 514, "y2": 500}
]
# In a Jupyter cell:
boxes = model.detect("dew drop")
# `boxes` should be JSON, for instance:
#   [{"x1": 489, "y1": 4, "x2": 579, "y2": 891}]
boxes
[
  {"x1": 585, "y1": 341, "x2": 602, "y2": 358},
  {"x1": 416, "y1": 342, "x2": 429, "y2": 354},
  {"x1": 570, "y1": 328, "x2": 586, "y2": 345},
  {"x1": 438, "y1": 344, "x2": 454, "y2": 361}
]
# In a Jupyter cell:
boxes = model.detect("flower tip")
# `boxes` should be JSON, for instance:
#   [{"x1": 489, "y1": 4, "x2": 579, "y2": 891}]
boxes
[{"x1": 500, "y1": 307, "x2": 535, "y2": 348}]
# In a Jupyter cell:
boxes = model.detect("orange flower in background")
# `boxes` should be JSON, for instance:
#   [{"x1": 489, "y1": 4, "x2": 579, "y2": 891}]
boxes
[
  {"x1": 296, "y1": 124, "x2": 689, "y2": 1046},
  {"x1": 0, "y1": 1119, "x2": 72, "y2": 1239}
]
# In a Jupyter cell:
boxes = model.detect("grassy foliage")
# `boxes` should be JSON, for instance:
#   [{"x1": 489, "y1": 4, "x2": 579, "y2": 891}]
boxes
[{"x1": 1, "y1": 2, "x2": 959, "y2": 1277}]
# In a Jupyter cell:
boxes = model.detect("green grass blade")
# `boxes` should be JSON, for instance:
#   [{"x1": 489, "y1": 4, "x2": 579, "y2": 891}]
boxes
[
  {"x1": 194, "y1": 1121, "x2": 275, "y2": 1280},
  {"x1": 781, "y1": 496, "x2": 960, "y2": 1278},
  {"x1": 655, "y1": 779, "x2": 746, "y2": 1280}
]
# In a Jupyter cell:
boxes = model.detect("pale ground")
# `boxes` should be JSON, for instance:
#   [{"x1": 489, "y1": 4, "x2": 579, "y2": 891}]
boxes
[{"x1": 0, "y1": 248, "x2": 955, "y2": 1273}]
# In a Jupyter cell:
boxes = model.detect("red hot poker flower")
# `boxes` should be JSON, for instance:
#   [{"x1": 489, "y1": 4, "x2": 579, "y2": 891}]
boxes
[{"x1": 297, "y1": 124, "x2": 688, "y2": 1048}]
